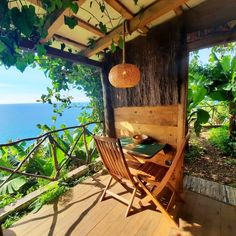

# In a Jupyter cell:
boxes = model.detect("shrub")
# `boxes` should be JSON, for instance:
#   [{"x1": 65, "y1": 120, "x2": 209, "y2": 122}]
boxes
[{"x1": 208, "y1": 126, "x2": 231, "y2": 155}]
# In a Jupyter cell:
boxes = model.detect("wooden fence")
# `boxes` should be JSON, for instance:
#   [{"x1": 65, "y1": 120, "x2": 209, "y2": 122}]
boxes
[{"x1": 0, "y1": 121, "x2": 103, "y2": 189}]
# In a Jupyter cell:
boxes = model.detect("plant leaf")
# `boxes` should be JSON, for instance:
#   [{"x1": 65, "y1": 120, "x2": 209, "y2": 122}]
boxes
[
  {"x1": 197, "y1": 109, "x2": 210, "y2": 124},
  {"x1": 36, "y1": 44, "x2": 47, "y2": 57},
  {"x1": 70, "y1": 2, "x2": 79, "y2": 14},
  {"x1": 98, "y1": 22, "x2": 107, "y2": 34},
  {"x1": 118, "y1": 36, "x2": 124, "y2": 49},
  {"x1": 64, "y1": 16, "x2": 77, "y2": 29},
  {"x1": 0, "y1": 176, "x2": 27, "y2": 194},
  {"x1": 111, "y1": 40, "x2": 116, "y2": 53}
]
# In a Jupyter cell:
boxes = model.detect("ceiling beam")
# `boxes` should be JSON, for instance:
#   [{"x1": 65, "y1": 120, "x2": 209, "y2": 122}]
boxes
[
  {"x1": 40, "y1": 0, "x2": 86, "y2": 43},
  {"x1": 19, "y1": 39, "x2": 102, "y2": 68},
  {"x1": 104, "y1": 0, "x2": 133, "y2": 20},
  {"x1": 104, "y1": 0, "x2": 149, "y2": 34},
  {"x1": 82, "y1": 0, "x2": 188, "y2": 57},
  {"x1": 54, "y1": 34, "x2": 87, "y2": 50},
  {"x1": 74, "y1": 16, "x2": 105, "y2": 37},
  {"x1": 187, "y1": 30, "x2": 236, "y2": 52},
  {"x1": 185, "y1": 0, "x2": 236, "y2": 33}
]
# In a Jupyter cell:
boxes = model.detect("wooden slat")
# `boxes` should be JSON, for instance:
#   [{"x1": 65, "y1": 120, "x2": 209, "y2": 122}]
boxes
[
  {"x1": 114, "y1": 105, "x2": 179, "y2": 147},
  {"x1": 104, "y1": 0, "x2": 134, "y2": 20},
  {"x1": 115, "y1": 122, "x2": 178, "y2": 146},
  {"x1": 82, "y1": 0, "x2": 189, "y2": 57},
  {"x1": 104, "y1": 0, "x2": 149, "y2": 34},
  {"x1": 54, "y1": 34, "x2": 87, "y2": 50},
  {"x1": 40, "y1": 0, "x2": 86, "y2": 43},
  {"x1": 19, "y1": 39, "x2": 102, "y2": 68},
  {"x1": 76, "y1": 17, "x2": 105, "y2": 37},
  {"x1": 114, "y1": 106, "x2": 179, "y2": 126}
]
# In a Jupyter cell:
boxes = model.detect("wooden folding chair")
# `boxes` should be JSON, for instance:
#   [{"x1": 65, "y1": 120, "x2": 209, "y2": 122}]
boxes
[
  {"x1": 136, "y1": 134, "x2": 190, "y2": 228},
  {"x1": 94, "y1": 135, "x2": 142, "y2": 217}
]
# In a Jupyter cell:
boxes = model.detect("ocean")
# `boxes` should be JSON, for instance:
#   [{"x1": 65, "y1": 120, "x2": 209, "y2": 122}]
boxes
[{"x1": 0, "y1": 103, "x2": 89, "y2": 144}]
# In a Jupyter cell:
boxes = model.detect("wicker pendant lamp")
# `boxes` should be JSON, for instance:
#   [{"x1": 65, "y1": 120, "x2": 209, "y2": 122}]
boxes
[{"x1": 108, "y1": 22, "x2": 141, "y2": 88}]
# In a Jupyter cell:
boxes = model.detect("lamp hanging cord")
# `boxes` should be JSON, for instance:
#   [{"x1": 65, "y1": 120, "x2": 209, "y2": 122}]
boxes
[{"x1": 122, "y1": 20, "x2": 126, "y2": 64}]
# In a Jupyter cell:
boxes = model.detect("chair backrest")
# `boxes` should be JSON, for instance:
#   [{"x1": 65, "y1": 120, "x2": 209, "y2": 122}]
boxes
[
  {"x1": 155, "y1": 133, "x2": 190, "y2": 195},
  {"x1": 94, "y1": 136, "x2": 135, "y2": 184}
]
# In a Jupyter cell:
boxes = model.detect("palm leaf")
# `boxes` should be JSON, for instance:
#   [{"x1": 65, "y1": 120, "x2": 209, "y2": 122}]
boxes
[{"x1": 0, "y1": 176, "x2": 27, "y2": 194}]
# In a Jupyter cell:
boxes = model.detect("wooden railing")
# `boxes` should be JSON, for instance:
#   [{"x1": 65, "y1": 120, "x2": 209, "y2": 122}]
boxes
[{"x1": 0, "y1": 121, "x2": 103, "y2": 188}]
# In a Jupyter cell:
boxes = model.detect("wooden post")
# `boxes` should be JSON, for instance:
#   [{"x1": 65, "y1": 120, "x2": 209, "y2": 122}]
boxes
[
  {"x1": 177, "y1": 19, "x2": 189, "y2": 193},
  {"x1": 100, "y1": 66, "x2": 116, "y2": 138},
  {"x1": 82, "y1": 127, "x2": 90, "y2": 164},
  {"x1": 49, "y1": 135, "x2": 60, "y2": 179}
]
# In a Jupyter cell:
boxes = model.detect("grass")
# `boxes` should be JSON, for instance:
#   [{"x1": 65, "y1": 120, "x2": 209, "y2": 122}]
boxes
[
  {"x1": 185, "y1": 131, "x2": 205, "y2": 163},
  {"x1": 208, "y1": 126, "x2": 231, "y2": 155},
  {"x1": 0, "y1": 193, "x2": 23, "y2": 209}
]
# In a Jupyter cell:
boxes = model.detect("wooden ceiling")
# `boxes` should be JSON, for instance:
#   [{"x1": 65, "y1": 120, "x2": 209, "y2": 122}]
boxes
[{"x1": 21, "y1": 0, "x2": 205, "y2": 62}]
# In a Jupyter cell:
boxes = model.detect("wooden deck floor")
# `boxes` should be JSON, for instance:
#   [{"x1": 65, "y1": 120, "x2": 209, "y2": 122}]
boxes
[{"x1": 3, "y1": 174, "x2": 236, "y2": 236}]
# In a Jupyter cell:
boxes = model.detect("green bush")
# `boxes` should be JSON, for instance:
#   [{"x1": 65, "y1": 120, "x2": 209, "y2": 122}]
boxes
[{"x1": 208, "y1": 126, "x2": 231, "y2": 155}]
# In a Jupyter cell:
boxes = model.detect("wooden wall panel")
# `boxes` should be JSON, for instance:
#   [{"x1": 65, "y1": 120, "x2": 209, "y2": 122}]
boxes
[
  {"x1": 114, "y1": 106, "x2": 178, "y2": 126},
  {"x1": 114, "y1": 105, "x2": 179, "y2": 147}
]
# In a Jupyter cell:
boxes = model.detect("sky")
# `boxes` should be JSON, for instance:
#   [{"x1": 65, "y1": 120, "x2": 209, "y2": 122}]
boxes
[
  {"x1": 0, "y1": 65, "x2": 90, "y2": 104},
  {"x1": 0, "y1": 48, "x2": 211, "y2": 104}
]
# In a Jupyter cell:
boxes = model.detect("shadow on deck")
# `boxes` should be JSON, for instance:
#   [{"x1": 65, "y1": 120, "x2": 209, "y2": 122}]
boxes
[{"x1": 3, "y1": 174, "x2": 236, "y2": 236}]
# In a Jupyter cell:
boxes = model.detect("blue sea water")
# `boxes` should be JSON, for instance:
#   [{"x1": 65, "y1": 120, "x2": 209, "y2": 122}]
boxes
[{"x1": 0, "y1": 103, "x2": 89, "y2": 144}]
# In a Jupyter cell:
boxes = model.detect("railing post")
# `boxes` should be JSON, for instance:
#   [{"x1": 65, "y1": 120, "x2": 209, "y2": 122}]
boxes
[
  {"x1": 83, "y1": 127, "x2": 90, "y2": 164},
  {"x1": 49, "y1": 135, "x2": 60, "y2": 179}
]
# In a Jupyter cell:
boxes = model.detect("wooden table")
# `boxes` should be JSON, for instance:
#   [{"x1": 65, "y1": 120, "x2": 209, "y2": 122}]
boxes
[{"x1": 120, "y1": 137, "x2": 167, "y2": 163}]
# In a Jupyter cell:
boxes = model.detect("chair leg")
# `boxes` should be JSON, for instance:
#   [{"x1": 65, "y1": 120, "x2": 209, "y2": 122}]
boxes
[
  {"x1": 100, "y1": 176, "x2": 113, "y2": 202},
  {"x1": 125, "y1": 187, "x2": 137, "y2": 217},
  {"x1": 137, "y1": 177, "x2": 178, "y2": 228}
]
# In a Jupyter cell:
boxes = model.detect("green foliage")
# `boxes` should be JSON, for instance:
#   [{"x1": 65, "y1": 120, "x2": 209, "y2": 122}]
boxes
[
  {"x1": 98, "y1": 22, "x2": 107, "y2": 34},
  {"x1": 30, "y1": 182, "x2": 68, "y2": 212},
  {"x1": 64, "y1": 16, "x2": 78, "y2": 29},
  {"x1": 185, "y1": 144, "x2": 203, "y2": 163},
  {"x1": 10, "y1": 5, "x2": 39, "y2": 37},
  {"x1": 70, "y1": 2, "x2": 79, "y2": 14},
  {"x1": 0, "y1": 192, "x2": 23, "y2": 208},
  {"x1": 188, "y1": 43, "x2": 236, "y2": 136},
  {"x1": 208, "y1": 126, "x2": 231, "y2": 155},
  {"x1": 2, "y1": 211, "x2": 27, "y2": 229},
  {"x1": 188, "y1": 71, "x2": 210, "y2": 135},
  {"x1": 185, "y1": 132, "x2": 205, "y2": 163},
  {"x1": 193, "y1": 109, "x2": 210, "y2": 136},
  {"x1": 0, "y1": 176, "x2": 28, "y2": 194}
]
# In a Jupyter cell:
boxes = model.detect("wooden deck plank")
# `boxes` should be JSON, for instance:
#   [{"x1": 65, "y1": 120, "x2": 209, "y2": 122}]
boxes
[
  {"x1": 86, "y1": 200, "x2": 126, "y2": 236},
  {"x1": 71, "y1": 180, "x2": 132, "y2": 236},
  {"x1": 4, "y1": 175, "x2": 108, "y2": 236},
  {"x1": 3, "y1": 174, "x2": 236, "y2": 236},
  {"x1": 220, "y1": 201, "x2": 236, "y2": 236}
]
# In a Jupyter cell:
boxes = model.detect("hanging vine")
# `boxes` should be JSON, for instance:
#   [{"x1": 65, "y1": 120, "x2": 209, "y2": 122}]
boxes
[{"x1": 0, "y1": 0, "x2": 140, "y2": 121}]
